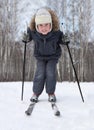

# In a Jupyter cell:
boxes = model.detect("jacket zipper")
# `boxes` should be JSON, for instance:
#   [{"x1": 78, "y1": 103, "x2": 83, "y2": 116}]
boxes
[
  {"x1": 43, "y1": 38, "x2": 46, "y2": 47},
  {"x1": 43, "y1": 38, "x2": 46, "y2": 54}
]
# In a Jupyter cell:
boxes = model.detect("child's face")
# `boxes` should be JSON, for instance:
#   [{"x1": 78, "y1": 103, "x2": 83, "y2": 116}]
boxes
[{"x1": 37, "y1": 23, "x2": 51, "y2": 35}]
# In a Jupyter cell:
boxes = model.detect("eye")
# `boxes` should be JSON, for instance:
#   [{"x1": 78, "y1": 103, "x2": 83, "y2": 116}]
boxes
[
  {"x1": 39, "y1": 24, "x2": 43, "y2": 27},
  {"x1": 45, "y1": 23, "x2": 50, "y2": 26},
  {"x1": 45, "y1": 24, "x2": 48, "y2": 26}
]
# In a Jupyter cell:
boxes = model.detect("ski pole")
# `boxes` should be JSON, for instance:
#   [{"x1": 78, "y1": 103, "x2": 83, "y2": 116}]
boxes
[
  {"x1": 66, "y1": 44, "x2": 84, "y2": 102},
  {"x1": 61, "y1": 23, "x2": 84, "y2": 102},
  {"x1": 21, "y1": 41, "x2": 27, "y2": 100}
]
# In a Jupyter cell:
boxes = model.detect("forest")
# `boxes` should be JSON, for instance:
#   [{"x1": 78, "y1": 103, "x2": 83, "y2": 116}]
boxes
[{"x1": 0, "y1": 0, "x2": 94, "y2": 81}]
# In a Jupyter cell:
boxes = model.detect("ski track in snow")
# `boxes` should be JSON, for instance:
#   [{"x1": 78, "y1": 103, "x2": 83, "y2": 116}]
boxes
[{"x1": 0, "y1": 82, "x2": 94, "y2": 130}]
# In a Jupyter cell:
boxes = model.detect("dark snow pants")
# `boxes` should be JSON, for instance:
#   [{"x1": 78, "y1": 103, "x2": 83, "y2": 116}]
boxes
[{"x1": 33, "y1": 59, "x2": 57, "y2": 95}]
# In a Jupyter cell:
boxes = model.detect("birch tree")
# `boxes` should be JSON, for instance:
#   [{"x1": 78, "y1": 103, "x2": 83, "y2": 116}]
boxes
[
  {"x1": 78, "y1": 0, "x2": 92, "y2": 81},
  {"x1": 0, "y1": 0, "x2": 18, "y2": 81}
]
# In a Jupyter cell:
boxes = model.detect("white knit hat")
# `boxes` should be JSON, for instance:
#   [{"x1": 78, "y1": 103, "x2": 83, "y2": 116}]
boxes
[{"x1": 35, "y1": 8, "x2": 52, "y2": 31}]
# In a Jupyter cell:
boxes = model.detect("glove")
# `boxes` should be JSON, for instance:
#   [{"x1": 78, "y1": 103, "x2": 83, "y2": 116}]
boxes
[
  {"x1": 62, "y1": 33, "x2": 70, "y2": 45},
  {"x1": 22, "y1": 31, "x2": 30, "y2": 43}
]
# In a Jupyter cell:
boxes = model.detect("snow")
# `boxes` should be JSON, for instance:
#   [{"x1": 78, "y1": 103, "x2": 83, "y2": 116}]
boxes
[{"x1": 0, "y1": 82, "x2": 94, "y2": 130}]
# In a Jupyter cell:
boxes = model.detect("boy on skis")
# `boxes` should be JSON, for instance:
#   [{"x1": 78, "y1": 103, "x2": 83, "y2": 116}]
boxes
[{"x1": 22, "y1": 7, "x2": 69, "y2": 103}]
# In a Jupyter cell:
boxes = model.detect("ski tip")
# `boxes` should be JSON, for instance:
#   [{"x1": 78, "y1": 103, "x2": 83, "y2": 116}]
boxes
[
  {"x1": 55, "y1": 111, "x2": 60, "y2": 116},
  {"x1": 25, "y1": 111, "x2": 31, "y2": 116}
]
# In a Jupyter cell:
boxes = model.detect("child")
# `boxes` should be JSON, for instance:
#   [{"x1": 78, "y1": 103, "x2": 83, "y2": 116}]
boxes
[{"x1": 22, "y1": 8, "x2": 69, "y2": 102}]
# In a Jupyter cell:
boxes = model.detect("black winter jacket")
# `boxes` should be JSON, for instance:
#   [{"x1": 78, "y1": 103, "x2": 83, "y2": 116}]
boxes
[{"x1": 27, "y1": 27, "x2": 64, "y2": 60}]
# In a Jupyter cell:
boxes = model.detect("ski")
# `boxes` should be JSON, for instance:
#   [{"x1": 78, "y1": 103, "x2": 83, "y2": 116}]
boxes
[
  {"x1": 25, "y1": 101, "x2": 60, "y2": 116},
  {"x1": 51, "y1": 102, "x2": 60, "y2": 116},
  {"x1": 25, "y1": 102, "x2": 36, "y2": 116}
]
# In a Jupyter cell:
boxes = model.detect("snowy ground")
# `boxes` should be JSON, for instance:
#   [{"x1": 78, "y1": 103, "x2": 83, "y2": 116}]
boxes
[{"x1": 0, "y1": 82, "x2": 94, "y2": 130}]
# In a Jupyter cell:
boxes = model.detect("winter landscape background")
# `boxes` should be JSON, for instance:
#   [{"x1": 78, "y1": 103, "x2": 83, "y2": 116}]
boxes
[
  {"x1": 0, "y1": 0, "x2": 94, "y2": 130},
  {"x1": 0, "y1": 0, "x2": 94, "y2": 81}
]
